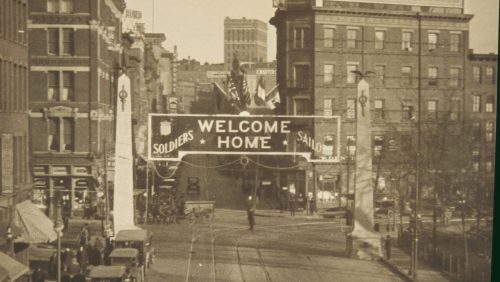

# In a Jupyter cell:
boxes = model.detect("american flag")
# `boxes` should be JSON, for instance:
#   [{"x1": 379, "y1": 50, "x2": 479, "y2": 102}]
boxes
[
  {"x1": 241, "y1": 75, "x2": 251, "y2": 106},
  {"x1": 228, "y1": 76, "x2": 239, "y2": 102}
]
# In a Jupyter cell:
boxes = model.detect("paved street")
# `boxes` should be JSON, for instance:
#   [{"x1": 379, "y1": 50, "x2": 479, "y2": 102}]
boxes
[{"x1": 144, "y1": 209, "x2": 403, "y2": 282}]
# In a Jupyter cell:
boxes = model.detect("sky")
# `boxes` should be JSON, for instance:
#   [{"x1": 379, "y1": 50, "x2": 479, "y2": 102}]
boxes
[{"x1": 125, "y1": 0, "x2": 499, "y2": 63}]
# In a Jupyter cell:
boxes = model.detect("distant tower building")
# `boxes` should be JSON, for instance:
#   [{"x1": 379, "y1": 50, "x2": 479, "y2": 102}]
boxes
[{"x1": 224, "y1": 17, "x2": 267, "y2": 67}]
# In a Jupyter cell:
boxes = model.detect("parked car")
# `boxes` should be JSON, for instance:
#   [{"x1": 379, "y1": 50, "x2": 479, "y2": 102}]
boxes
[{"x1": 87, "y1": 265, "x2": 128, "y2": 282}]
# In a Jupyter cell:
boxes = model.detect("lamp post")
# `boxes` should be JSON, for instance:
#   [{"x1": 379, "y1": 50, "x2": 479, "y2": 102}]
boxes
[{"x1": 54, "y1": 202, "x2": 64, "y2": 282}]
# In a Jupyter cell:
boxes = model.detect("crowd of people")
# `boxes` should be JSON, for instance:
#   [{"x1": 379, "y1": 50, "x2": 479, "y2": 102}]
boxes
[{"x1": 136, "y1": 192, "x2": 185, "y2": 224}]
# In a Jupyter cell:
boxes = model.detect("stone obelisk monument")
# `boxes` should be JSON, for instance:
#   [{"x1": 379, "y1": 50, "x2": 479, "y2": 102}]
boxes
[
  {"x1": 349, "y1": 78, "x2": 381, "y2": 259},
  {"x1": 113, "y1": 73, "x2": 139, "y2": 233}
]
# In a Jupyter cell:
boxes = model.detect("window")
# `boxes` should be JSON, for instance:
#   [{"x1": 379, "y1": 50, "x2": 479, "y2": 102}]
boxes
[
  {"x1": 48, "y1": 118, "x2": 74, "y2": 152},
  {"x1": 450, "y1": 99, "x2": 461, "y2": 121},
  {"x1": 48, "y1": 28, "x2": 59, "y2": 55},
  {"x1": 324, "y1": 27, "x2": 335, "y2": 48},
  {"x1": 48, "y1": 118, "x2": 59, "y2": 151},
  {"x1": 324, "y1": 98, "x2": 334, "y2": 116},
  {"x1": 347, "y1": 29, "x2": 358, "y2": 48},
  {"x1": 374, "y1": 99, "x2": 385, "y2": 119},
  {"x1": 485, "y1": 121, "x2": 494, "y2": 142},
  {"x1": 485, "y1": 160, "x2": 493, "y2": 173},
  {"x1": 48, "y1": 71, "x2": 59, "y2": 101},
  {"x1": 62, "y1": 118, "x2": 74, "y2": 150},
  {"x1": 449, "y1": 67, "x2": 460, "y2": 87},
  {"x1": 428, "y1": 67, "x2": 438, "y2": 86},
  {"x1": 473, "y1": 66, "x2": 481, "y2": 83},
  {"x1": 485, "y1": 67, "x2": 495, "y2": 83},
  {"x1": 472, "y1": 150, "x2": 480, "y2": 172},
  {"x1": 450, "y1": 33, "x2": 461, "y2": 52},
  {"x1": 374, "y1": 135, "x2": 384, "y2": 157},
  {"x1": 62, "y1": 29, "x2": 74, "y2": 55},
  {"x1": 428, "y1": 32, "x2": 438, "y2": 51},
  {"x1": 62, "y1": 72, "x2": 74, "y2": 101},
  {"x1": 346, "y1": 64, "x2": 358, "y2": 84},
  {"x1": 324, "y1": 64, "x2": 334, "y2": 85},
  {"x1": 485, "y1": 95, "x2": 494, "y2": 113},
  {"x1": 293, "y1": 64, "x2": 310, "y2": 88},
  {"x1": 48, "y1": 72, "x2": 74, "y2": 101},
  {"x1": 347, "y1": 135, "x2": 356, "y2": 157},
  {"x1": 323, "y1": 135, "x2": 335, "y2": 157},
  {"x1": 426, "y1": 100, "x2": 438, "y2": 120},
  {"x1": 47, "y1": 0, "x2": 59, "y2": 12},
  {"x1": 472, "y1": 95, "x2": 481, "y2": 112},
  {"x1": 347, "y1": 99, "x2": 356, "y2": 119},
  {"x1": 374, "y1": 65, "x2": 385, "y2": 86},
  {"x1": 402, "y1": 31, "x2": 412, "y2": 51},
  {"x1": 375, "y1": 30, "x2": 385, "y2": 50},
  {"x1": 401, "y1": 66, "x2": 412, "y2": 86},
  {"x1": 294, "y1": 27, "x2": 310, "y2": 48},
  {"x1": 472, "y1": 122, "x2": 481, "y2": 142},
  {"x1": 402, "y1": 100, "x2": 414, "y2": 120},
  {"x1": 48, "y1": 0, "x2": 73, "y2": 13},
  {"x1": 294, "y1": 99, "x2": 309, "y2": 115},
  {"x1": 61, "y1": 0, "x2": 74, "y2": 13}
]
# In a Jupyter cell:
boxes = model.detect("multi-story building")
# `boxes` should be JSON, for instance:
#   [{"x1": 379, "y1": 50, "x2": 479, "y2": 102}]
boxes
[
  {"x1": 1, "y1": 0, "x2": 31, "y2": 217},
  {"x1": 0, "y1": 0, "x2": 32, "y2": 261},
  {"x1": 270, "y1": 0, "x2": 473, "y2": 202},
  {"x1": 466, "y1": 52, "x2": 497, "y2": 207},
  {"x1": 28, "y1": 0, "x2": 126, "y2": 216},
  {"x1": 224, "y1": 17, "x2": 268, "y2": 67}
]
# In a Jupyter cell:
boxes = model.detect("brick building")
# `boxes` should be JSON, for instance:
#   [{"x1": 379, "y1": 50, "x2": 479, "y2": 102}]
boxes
[
  {"x1": 28, "y1": 0, "x2": 126, "y2": 216},
  {"x1": 224, "y1": 17, "x2": 268, "y2": 67},
  {"x1": 466, "y1": 52, "x2": 497, "y2": 207},
  {"x1": 270, "y1": 0, "x2": 479, "y2": 205},
  {"x1": 0, "y1": 0, "x2": 31, "y2": 218}
]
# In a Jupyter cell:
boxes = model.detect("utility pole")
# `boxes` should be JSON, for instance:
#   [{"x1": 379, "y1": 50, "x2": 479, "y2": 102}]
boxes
[
  {"x1": 411, "y1": 12, "x2": 422, "y2": 280},
  {"x1": 103, "y1": 141, "x2": 110, "y2": 237}
]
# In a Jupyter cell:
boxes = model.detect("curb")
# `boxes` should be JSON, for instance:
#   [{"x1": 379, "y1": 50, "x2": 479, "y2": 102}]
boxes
[{"x1": 378, "y1": 257, "x2": 414, "y2": 282}]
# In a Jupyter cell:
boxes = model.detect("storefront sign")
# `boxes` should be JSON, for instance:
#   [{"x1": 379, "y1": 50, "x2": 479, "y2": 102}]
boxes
[
  {"x1": 73, "y1": 166, "x2": 91, "y2": 175},
  {"x1": 52, "y1": 166, "x2": 69, "y2": 175},
  {"x1": 34, "y1": 177, "x2": 48, "y2": 188},
  {"x1": 148, "y1": 114, "x2": 341, "y2": 163}
]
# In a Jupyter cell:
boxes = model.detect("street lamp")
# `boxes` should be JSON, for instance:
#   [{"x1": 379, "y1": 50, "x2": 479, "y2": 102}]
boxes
[{"x1": 54, "y1": 202, "x2": 64, "y2": 282}]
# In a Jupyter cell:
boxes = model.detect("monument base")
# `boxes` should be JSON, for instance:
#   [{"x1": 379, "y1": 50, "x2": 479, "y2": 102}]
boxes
[{"x1": 346, "y1": 231, "x2": 382, "y2": 260}]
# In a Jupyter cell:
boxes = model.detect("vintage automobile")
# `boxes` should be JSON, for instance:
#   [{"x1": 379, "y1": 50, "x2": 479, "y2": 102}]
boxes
[
  {"x1": 114, "y1": 229, "x2": 154, "y2": 270},
  {"x1": 109, "y1": 248, "x2": 144, "y2": 282},
  {"x1": 87, "y1": 265, "x2": 128, "y2": 282},
  {"x1": 374, "y1": 198, "x2": 395, "y2": 219}
]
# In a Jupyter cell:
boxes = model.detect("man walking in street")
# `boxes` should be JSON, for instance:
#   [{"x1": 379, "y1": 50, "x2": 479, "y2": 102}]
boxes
[
  {"x1": 247, "y1": 195, "x2": 255, "y2": 230},
  {"x1": 385, "y1": 234, "x2": 392, "y2": 260}
]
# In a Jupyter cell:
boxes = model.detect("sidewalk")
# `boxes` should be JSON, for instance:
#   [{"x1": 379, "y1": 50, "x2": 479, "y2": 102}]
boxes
[
  {"x1": 255, "y1": 209, "x2": 322, "y2": 219},
  {"x1": 379, "y1": 241, "x2": 452, "y2": 282}
]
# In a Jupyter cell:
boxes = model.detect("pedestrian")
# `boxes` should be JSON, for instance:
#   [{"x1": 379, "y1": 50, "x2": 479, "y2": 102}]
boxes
[
  {"x1": 31, "y1": 266, "x2": 46, "y2": 282},
  {"x1": 71, "y1": 272, "x2": 86, "y2": 282},
  {"x1": 289, "y1": 195, "x2": 296, "y2": 216},
  {"x1": 48, "y1": 251, "x2": 57, "y2": 278},
  {"x1": 61, "y1": 270, "x2": 71, "y2": 282},
  {"x1": 76, "y1": 246, "x2": 88, "y2": 272},
  {"x1": 246, "y1": 195, "x2": 255, "y2": 230},
  {"x1": 63, "y1": 215, "x2": 69, "y2": 232},
  {"x1": 89, "y1": 244, "x2": 102, "y2": 266},
  {"x1": 63, "y1": 248, "x2": 74, "y2": 272},
  {"x1": 94, "y1": 237, "x2": 104, "y2": 253},
  {"x1": 385, "y1": 235, "x2": 392, "y2": 260},
  {"x1": 77, "y1": 226, "x2": 88, "y2": 247}
]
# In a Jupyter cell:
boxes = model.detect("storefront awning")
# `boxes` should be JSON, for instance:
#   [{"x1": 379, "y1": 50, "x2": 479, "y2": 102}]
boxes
[
  {"x1": 15, "y1": 200, "x2": 58, "y2": 243},
  {"x1": 0, "y1": 251, "x2": 29, "y2": 281}
]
